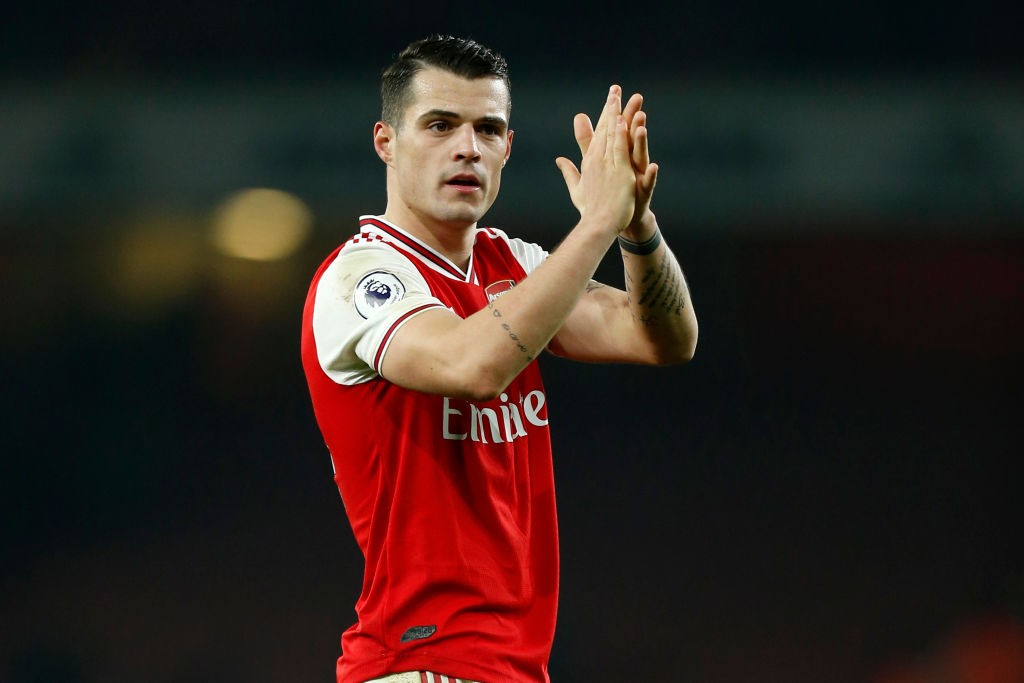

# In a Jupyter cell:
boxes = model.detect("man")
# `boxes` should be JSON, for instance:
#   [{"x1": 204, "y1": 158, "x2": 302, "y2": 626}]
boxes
[{"x1": 300, "y1": 35, "x2": 698, "y2": 683}]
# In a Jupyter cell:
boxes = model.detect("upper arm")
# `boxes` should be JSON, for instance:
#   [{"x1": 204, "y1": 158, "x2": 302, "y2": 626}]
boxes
[
  {"x1": 494, "y1": 230, "x2": 636, "y2": 362},
  {"x1": 312, "y1": 238, "x2": 523, "y2": 401},
  {"x1": 500, "y1": 232, "x2": 662, "y2": 364},
  {"x1": 377, "y1": 306, "x2": 495, "y2": 399},
  {"x1": 311, "y1": 245, "x2": 447, "y2": 385},
  {"x1": 548, "y1": 280, "x2": 662, "y2": 364}
]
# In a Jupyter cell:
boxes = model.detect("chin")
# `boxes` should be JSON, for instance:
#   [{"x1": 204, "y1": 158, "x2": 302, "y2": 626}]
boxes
[{"x1": 437, "y1": 204, "x2": 487, "y2": 227}]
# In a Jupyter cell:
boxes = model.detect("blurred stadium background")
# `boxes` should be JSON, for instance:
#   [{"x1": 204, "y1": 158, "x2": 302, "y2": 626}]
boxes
[{"x1": 2, "y1": 2, "x2": 1022, "y2": 682}]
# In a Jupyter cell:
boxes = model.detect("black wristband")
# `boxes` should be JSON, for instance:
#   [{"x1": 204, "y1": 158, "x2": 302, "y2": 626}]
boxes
[{"x1": 617, "y1": 229, "x2": 663, "y2": 255}]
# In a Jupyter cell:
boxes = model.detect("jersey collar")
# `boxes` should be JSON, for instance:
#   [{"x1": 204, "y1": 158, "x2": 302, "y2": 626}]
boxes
[{"x1": 359, "y1": 215, "x2": 477, "y2": 283}]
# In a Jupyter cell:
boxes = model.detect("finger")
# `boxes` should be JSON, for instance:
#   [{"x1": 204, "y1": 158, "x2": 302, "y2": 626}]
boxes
[
  {"x1": 592, "y1": 85, "x2": 623, "y2": 139},
  {"x1": 629, "y1": 110, "x2": 647, "y2": 141},
  {"x1": 622, "y1": 93, "x2": 644, "y2": 129},
  {"x1": 554, "y1": 156, "x2": 582, "y2": 190},
  {"x1": 608, "y1": 115, "x2": 631, "y2": 163},
  {"x1": 631, "y1": 117, "x2": 650, "y2": 172},
  {"x1": 640, "y1": 162, "x2": 659, "y2": 194},
  {"x1": 573, "y1": 113, "x2": 594, "y2": 156},
  {"x1": 623, "y1": 94, "x2": 644, "y2": 159}
]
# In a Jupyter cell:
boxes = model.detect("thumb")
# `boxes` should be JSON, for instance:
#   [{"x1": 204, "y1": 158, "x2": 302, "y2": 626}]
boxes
[
  {"x1": 641, "y1": 162, "x2": 659, "y2": 193},
  {"x1": 554, "y1": 157, "x2": 581, "y2": 191},
  {"x1": 574, "y1": 113, "x2": 594, "y2": 155}
]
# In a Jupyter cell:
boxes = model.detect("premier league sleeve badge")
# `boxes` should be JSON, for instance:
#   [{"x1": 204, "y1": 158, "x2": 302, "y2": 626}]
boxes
[{"x1": 354, "y1": 271, "x2": 407, "y2": 319}]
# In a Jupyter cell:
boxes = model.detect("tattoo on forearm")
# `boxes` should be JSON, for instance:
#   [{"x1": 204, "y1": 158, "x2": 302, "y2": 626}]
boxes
[
  {"x1": 634, "y1": 251, "x2": 688, "y2": 318},
  {"x1": 487, "y1": 301, "x2": 533, "y2": 357}
]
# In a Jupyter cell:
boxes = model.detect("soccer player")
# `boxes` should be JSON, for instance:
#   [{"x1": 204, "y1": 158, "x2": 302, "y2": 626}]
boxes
[{"x1": 300, "y1": 35, "x2": 698, "y2": 683}]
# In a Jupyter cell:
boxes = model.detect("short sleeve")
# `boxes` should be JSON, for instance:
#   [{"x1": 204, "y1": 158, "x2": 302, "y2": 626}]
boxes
[
  {"x1": 483, "y1": 228, "x2": 549, "y2": 275},
  {"x1": 311, "y1": 243, "x2": 448, "y2": 385}
]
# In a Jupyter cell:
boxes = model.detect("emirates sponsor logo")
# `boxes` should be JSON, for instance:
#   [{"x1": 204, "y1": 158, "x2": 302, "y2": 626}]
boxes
[{"x1": 442, "y1": 390, "x2": 548, "y2": 443}]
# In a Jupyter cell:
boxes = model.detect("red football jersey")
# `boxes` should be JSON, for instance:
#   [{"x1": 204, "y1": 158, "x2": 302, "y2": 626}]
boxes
[{"x1": 301, "y1": 217, "x2": 558, "y2": 683}]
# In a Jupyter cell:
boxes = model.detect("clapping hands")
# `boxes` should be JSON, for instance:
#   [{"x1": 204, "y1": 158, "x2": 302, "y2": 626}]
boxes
[{"x1": 555, "y1": 85, "x2": 659, "y2": 238}]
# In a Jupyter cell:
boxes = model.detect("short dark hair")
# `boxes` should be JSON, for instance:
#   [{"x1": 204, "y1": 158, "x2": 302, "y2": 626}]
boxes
[{"x1": 380, "y1": 35, "x2": 510, "y2": 127}]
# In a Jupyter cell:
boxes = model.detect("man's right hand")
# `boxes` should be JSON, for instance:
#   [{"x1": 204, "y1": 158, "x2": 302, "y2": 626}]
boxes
[{"x1": 555, "y1": 85, "x2": 638, "y2": 235}]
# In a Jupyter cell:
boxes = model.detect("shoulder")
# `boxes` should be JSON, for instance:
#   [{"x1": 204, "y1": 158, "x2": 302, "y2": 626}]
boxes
[
  {"x1": 475, "y1": 226, "x2": 548, "y2": 274},
  {"x1": 317, "y1": 219, "x2": 430, "y2": 289},
  {"x1": 317, "y1": 240, "x2": 431, "y2": 312},
  {"x1": 308, "y1": 228, "x2": 447, "y2": 385}
]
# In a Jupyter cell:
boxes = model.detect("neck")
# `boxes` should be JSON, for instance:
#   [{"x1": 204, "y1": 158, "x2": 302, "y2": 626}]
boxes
[{"x1": 381, "y1": 206, "x2": 477, "y2": 272}]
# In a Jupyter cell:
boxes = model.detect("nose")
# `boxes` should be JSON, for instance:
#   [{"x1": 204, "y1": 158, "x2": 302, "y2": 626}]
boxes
[{"x1": 451, "y1": 123, "x2": 481, "y2": 162}]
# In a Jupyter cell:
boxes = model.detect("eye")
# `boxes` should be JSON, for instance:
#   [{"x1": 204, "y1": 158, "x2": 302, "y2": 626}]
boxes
[
  {"x1": 428, "y1": 121, "x2": 451, "y2": 133},
  {"x1": 478, "y1": 124, "x2": 501, "y2": 136}
]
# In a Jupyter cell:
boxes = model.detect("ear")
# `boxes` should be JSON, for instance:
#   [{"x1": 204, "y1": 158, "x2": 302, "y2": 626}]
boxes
[
  {"x1": 503, "y1": 129, "x2": 514, "y2": 167},
  {"x1": 373, "y1": 121, "x2": 395, "y2": 166}
]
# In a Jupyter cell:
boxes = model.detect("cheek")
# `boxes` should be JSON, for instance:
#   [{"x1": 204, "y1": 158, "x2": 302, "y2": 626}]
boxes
[
  {"x1": 398, "y1": 157, "x2": 429, "y2": 191},
  {"x1": 489, "y1": 157, "x2": 505, "y2": 190}
]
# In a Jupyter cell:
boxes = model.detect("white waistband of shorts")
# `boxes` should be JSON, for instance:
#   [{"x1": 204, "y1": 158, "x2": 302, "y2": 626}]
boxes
[{"x1": 364, "y1": 672, "x2": 480, "y2": 683}]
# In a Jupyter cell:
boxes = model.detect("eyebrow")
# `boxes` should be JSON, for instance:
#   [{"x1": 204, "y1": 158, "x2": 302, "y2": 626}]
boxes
[{"x1": 416, "y1": 109, "x2": 509, "y2": 129}]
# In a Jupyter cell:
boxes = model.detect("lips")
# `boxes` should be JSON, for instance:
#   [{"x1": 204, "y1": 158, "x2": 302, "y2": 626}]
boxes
[{"x1": 444, "y1": 173, "x2": 482, "y2": 189}]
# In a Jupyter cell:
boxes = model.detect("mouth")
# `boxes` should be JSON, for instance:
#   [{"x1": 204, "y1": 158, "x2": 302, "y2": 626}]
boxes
[{"x1": 444, "y1": 174, "x2": 482, "y2": 193}]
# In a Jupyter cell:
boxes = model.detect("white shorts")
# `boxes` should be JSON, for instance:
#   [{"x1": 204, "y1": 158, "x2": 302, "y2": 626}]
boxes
[{"x1": 365, "y1": 672, "x2": 481, "y2": 683}]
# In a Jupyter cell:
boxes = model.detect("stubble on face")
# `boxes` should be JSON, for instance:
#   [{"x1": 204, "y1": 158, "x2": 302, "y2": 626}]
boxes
[{"x1": 386, "y1": 68, "x2": 512, "y2": 236}]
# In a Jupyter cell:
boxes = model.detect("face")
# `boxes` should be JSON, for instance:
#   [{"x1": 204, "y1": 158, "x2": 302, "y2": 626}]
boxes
[{"x1": 375, "y1": 67, "x2": 513, "y2": 232}]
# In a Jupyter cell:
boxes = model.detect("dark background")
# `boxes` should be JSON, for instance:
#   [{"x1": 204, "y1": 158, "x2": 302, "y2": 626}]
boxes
[{"x1": 2, "y1": 2, "x2": 1022, "y2": 682}]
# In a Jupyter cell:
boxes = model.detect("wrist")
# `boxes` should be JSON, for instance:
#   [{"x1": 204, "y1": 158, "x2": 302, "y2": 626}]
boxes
[
  {"x1": 577, "y1": 213, "x2": 630, "y2": 243},
  {"x1": 620, "y1": 210, "x2": 658, "y2": 243},
  {"x1": 617, "y1": 227, "x2": 663, "y2": 255}
]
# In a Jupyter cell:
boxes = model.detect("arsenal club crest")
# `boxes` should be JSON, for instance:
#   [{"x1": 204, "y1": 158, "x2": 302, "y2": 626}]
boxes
[{"x1": 485, "y1": 279, "x2": 515, "y2": 302}]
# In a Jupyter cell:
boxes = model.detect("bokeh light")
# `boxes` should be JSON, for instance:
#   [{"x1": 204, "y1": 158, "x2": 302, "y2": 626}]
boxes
[
  {"x1": 97, "y1": 211, "x2": 206, "y2": 318},
  {"x1": 210, "y1": 188, "x2": 313, "y2": 262}
]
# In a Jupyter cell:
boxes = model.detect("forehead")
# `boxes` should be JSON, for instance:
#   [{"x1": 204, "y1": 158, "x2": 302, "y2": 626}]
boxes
[{"x1": 403, "y1": 67, "x2": 510, "y2": 123}]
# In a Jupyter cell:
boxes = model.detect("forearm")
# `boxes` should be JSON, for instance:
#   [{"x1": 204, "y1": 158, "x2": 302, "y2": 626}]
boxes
[
  {"x1": 464, "y1": 220, "x2": 618, "y2": 389},
  {"x1": 382, "y1": 219, "x2": 619, "y2": 400},
  {"x1": 619, "y1": 213, "x2": 698, "y2": 363}
]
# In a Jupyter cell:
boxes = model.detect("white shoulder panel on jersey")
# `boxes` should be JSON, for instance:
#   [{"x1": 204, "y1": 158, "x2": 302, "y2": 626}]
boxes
[
  {"x1": 478, "y1": 227, "x2": 549, "y2": 275},
  {"x1": 312, "y1": 241, "x2": 447, "y2": 385}
]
